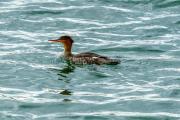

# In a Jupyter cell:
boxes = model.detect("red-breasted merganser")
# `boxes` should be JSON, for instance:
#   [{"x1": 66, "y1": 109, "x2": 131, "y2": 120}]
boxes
[{"x1": 49, "y1": 36, "x2": 120, "y2": 65}]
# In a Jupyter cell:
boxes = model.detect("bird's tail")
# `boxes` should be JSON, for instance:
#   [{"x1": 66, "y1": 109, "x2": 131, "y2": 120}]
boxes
[{"x1": 95, "y1": 58, "x2": 120, "y2": 65}]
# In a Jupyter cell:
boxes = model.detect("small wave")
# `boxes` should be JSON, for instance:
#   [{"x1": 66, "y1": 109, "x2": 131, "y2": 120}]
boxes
[
  {"x1": 0, "y1": 111, "x2": 25, "y2": 118},
  {"x1": 0, "y1": 21, "x2": 6, "y2": 24},
  {"x1": 86, "y1": 20, "x2": 142, "y2": 30},
  {"x1": 0, "y1": 30, "x2": 40, "y2": 41},
  {"x1": 40, "y1": 5, "x2": 94, "y2": 11},
  {"x1": 102, "y1": 6, "x2": 135, "y2": 13},
  {"x1": 133, "y1": 25, "x2": 168, "y2": 31},
  {"x1": 89, "y1": 31, "x2": 137, "y2": 37},
  {"x1": 27, "y1": 111, "x2": 180, "y2": 118},
  {"x1": 156, "y1": 68, "x2": 180, "y2": 72},
  {"x1": 84, "y1": 37, "x2": 110, "y2": 46},
  {"x1": 56, "y1": 18, "x2": 104, "y2": 26},
  {"x1": 139, "y1": 14, "x2": 180, "y2": 21},
  {"x1": 0, "y1": 87, "x2": 62, "y2": 103},
  {"x1": 0, "y1": 60, "x2": 58, "y2": 70}
]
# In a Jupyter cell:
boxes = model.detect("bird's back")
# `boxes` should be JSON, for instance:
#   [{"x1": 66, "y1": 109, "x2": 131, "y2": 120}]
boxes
[{"x1": 69, "y1": 52, "x2": 120, "y2": 65}]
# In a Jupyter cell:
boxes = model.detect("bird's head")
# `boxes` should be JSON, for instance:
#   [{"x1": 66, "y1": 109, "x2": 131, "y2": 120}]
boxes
[{"x1": 49, "y1": 35, "x2": 74, "y2": 46}]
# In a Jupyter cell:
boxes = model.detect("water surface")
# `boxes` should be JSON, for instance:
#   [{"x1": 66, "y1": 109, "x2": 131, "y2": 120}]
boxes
[{"x1": 0, "y1": 0, "x2": 180, "y2": 120}]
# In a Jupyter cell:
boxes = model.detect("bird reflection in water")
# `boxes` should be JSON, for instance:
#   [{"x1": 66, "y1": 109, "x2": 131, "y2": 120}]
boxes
[
  {"x1": 52, "y1": 60, "x2": 75, "y2": 82},
  {"x1": 58, "y1": 62, "x2": 73, "y2": 101},
  {"x1": 49, "y1": 61, "x2": 75, "y2": 102},
  {"x1": 59, "y1": 89, "x2": 72, "y2": 95},
  {"x1": 58, "y1": 89, "x2": 72, "y2": 102}
]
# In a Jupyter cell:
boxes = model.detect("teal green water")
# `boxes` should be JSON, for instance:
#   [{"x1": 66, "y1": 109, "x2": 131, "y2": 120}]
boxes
[{"x1": 0, "y1": 0, "x2": 180, "y2": 120}]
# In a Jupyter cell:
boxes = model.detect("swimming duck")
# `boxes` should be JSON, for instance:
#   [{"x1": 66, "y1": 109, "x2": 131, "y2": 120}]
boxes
[{"x1": 49, "y1": 36, "x2": 120, "y2": 65}]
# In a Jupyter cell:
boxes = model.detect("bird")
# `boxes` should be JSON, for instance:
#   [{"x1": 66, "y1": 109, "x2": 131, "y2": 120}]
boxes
[{"x1": 49, "y1": 35, "x2": 120, "y2": 65}]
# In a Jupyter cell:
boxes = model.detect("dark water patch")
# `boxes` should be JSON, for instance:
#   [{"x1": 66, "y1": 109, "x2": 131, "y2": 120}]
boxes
[
  {"x1": 83, "y1": 116, "x2": 110, "y2": 120},
  {"x1": 168, "y1": 89, "x2": 180, "y2": 97},
  {"x1": 62, "y1": 98, "x2": 72, "y2": 102},
  {"x1": 88, "y1": 71, "x2": 111, "y2": 78},
  {"x1": 19, "y1": 103, "x2": 42, "y2": 109},
  {"x1": 26, "y1": 10, "x2": 64, "y2": 15},
  {"x1": 154, "y1": 0, "x2": 180, "y2": 8},
  {"x1": 87, "y1": 0, "x2": 119, "y2": 4},
  {"x1": 174, "y1": 21, "x2": 180, "y2": 24},
  {"x1": 0, "y1": 0, "x2": 12, "y2": 3},
  {"x1": 120, "y1": 0, "x2": 153, "y2": 5},
  {"x1": 88, "y1": 0, "x2": 113, "y2": 3},
  {"x1": 174, "y1": 77, "x2": 180, "y2": 81}
]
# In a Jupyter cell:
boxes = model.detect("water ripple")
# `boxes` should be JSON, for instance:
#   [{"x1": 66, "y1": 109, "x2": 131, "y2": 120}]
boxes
[
  {"x1": 24, "y1": 111, "x2": 180, "y2": 118},
  {"x1": 0, "y1": 0, "x2": 180, "y2": 119},
  {"x1": 102, "y1": 6, "x2": 135, "y2": 13},
  {"x1": 133, "y1": 25, "x2": 168, "y2": 31}
]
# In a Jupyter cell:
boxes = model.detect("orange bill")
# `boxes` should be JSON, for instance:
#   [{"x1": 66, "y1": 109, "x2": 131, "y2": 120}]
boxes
[{"x1": 48, "y1": 39, "x2": 61, "y2": 42}]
